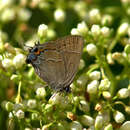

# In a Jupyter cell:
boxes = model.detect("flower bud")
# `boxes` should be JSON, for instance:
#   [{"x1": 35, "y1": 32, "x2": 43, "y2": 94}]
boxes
[
  {"x1": 77, "y1": 21, "x2": 88, "y2": 36},
  {"x1": 54, "y1": 9, "x2": 66, "y2": 22},
  {"x1": 16, "y1": 109, "x2": 24, "y2": 119},
  {"x1": 95, "y1": 115, "x2": 104, "y2": 129},
  {"x1": 101, "y1": 15, "x2": 113, "y2": 26},
  {"x1": 27, "y1": 99, "x2": 37, "y2": 109},
  {"x1": 113, "y1": 111, "x2": 125, "y2": 123},
  {"x1": 86, "y1": 43, "x2": 97, "y2": 56},
  {"x1": 70, "y1": 121, "x2": 82, "y2": 130},
  {"x1": 5, "y1": 102, "x2": 14, "y2": 112},
  {"x1": 89, "y1": 8, "x2": 101, "y2": 23},
  {"x1": 80, "y1": 115, "x2": 94, "y2": 126},
  {"x1": 13, "y1": 54, "x2": 26, "y2": 68},
  {"x1": 95, "y1": 103, "x2": 102, "y2": 111},
  {"x1": 89, "y1": 71, "x2": 101, "y2": 80},
  {"x1": 124, "y1": 44, "x2": 130, "y2": 55},
  {"x1": 101, "y1": 26, "x2": 110, "y2": 37},
  {"x1": 91, "y1": 25, "x2": 101, "y2": 36},
  {"x1": 2, "y1": 58, "x2": 13, "y2": 69},
  {"x1": 67, "y1": 112, "x2": 76, "y2": 121},
  {"x1": 87, "y1": 80, "x2": 99, "y2": 94},
  {"x1": 99, "y1": 79, "x2": 111, "y2": 91},
  {"x1": 79, "y1": 59, "x2": 85, "y2": 70},
  {"x1": 38, "y1": 24, "x2": 48, "y2": 38},
  {"x1": 117, "y1": 88, "x2": 129, "y2": 99},
  {"x1": 36, "y1": 87, "x2": 46, "y2": 98},
  {"x1": 102, "y1": 91, "x2": 111, "y2": 99},
  {"x1": 42, "y1": 124, "x2": 50, "y2": 130},
  {"x1": 107, "y1": 53, "x2": 114, "y2": 64},
  {"x1": 104, "y1": 124, "x2": 113, "y2": 130},
  {"x1": 71, "y1": 28, "x2": 80, "y2": 35},
  {"x1": 47, "y1": 29, "x2": 56, "y2": 39},
  {"x1": 79, "y1": 100, "x2": 90, "y2": 113},
  {"x1": 77, "y1": 75, "x2": 87, "y2": 87},
  {"x1": 120, "y1": 121, "x2": 130, "y2": 130},
  {"x1": 117, "y1": 22, "x2": 129, "y2": 36}
]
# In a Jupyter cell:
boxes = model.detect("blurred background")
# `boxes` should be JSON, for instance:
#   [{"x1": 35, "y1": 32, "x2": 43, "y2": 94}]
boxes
[{"x1": 0, "y1": 0, "x2": 130, "y2": 130}]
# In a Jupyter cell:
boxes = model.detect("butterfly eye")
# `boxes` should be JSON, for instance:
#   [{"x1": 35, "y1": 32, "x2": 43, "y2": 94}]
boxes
[{"x1": 33, "y1": 47, "x2": 38, "y2": 52}]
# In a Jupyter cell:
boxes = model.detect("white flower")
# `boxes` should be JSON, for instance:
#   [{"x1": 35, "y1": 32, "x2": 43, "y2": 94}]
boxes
[
  {"x1": 120, "y1": 121, "x2": 130, "y2": 130},
  {"x1": 102, "y1": 91, "x2": 111, "y2": 99},
  {"x1": 38, "y1": 24, "x2": 48, "y2": 37},
  {"x1": 89, "y1": 8, "x2": 101, "y2": 22},
  {"x1": 2, "y1": 58, "x2": 12, "y2": 68},
  {"x1": 71, "y1": 28, "x2": 80, "y2": 35},
  {"x1": 70, "y1": 121, "x2": 82, "y2": 130},
  {"x1": 117, "y1": 88, "x2": 129, "y2": 99},
  {"x1": 13, "y1": 54, "x2": 26, "y2": 68},
  {"x1": 79, "y1": 100, "x2": 90, "y2": 112},
  {"x1": 95, "y1": 115, "x2": 104, "y2": 129},
  {"x1": 27, "y1": 99, "x2": 37, "y2": 109},
  {"x1": 113, "y1": 111, "x2": 125, "y2": 123},
  {"x1": 86, "y1": 43, "x2": 97, "y2": 56},
  {"x1": 117, "y1": 22, "x2": 129, "y2": 36},
  {"x1": 18, "y1": 8, "x2": 32, "y2": 21},
  {"x1": 89, "y1": 71, "x2": 101, "y2": 80},
  {"x1": 16, "y1": 110, "x2": 24, "y2": 119},
  {"x1": 80, "y1": 115, "x2": 94, "y2": 126},
  {"x1": 87, "y1": 80, "x2": 99, "y2": 94},
  {"x1": 99, "y1": 79, "x2": 111, "y2": 91},
  {"x1": 101, "y1": 26, "x2": 110, "y2": 37},
  {"x1": 54, "y1": 9, "x2": 66, "y2": 22},
  {"x1": 36, "y1": 87, "x2": 46, "y2": 98},
  {"x1": 107, "y1": 53, "x2": 114, "y2": 64},
  {"x1": 79, "y1": 59, "x2": 85, "y2": 70},
  {"x1": 91, "y1": 24, "x2": 101, "y2": 36},
  {"x1": 77, "y1": 21, "x2": 88, "y2": 35}
]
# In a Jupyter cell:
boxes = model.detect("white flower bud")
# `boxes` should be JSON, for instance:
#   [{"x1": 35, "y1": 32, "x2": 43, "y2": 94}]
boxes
[
  {"x1": 54, "y1": 9, "x2": 66, "y2": 22},
  {"x1": 79, "y1": 59, "x2": 85, "y2": 70},
  {"x1": 70, "y1": 121, "x2": 82, "y2": 130},
  {"x1": 99, "y1": 79, "x2": 111, "y2": 91},
  {"x1": 87, "y1": 80, "x2": 99, "y2": 94},
  {"x1": 86, "y1": 43, "x2": 97, "y2": 56},
  {"x1": 71, "y1": 28, "x2": 80, "y2": 35},
  {"x1": 1, "y1": 8, "x2": 15, "y2": 22},
  {"x1": 95, "y1": 115, "x2": 104, "y2": 129},
  {"x1": 47, "y1": 29, "x2": 56, "y2": 39},
  {"x1": 102, "y1": 91, "x2": 111, "y2": 99},
  {"x1": 16, "y1": 110, "x2": 24, "y2": 119},
  {"x1": 107, "y1": 53, "x2": 114, "y2": 64},
  {"x1": 91, "y1": 24, "x2": 101, "y2": 36},
  {"x1": 104, "y1": 124, "x2": 113, "y2": 130},
  {"x1": 13, "y1": 54, "x2": 26, "y2": 68},
  {"x1": 5, "y1": 102, "x2": 14, "y2": 111},
  {"x1": 36, "y1": 87, "x2": 46, "y2": 98},
  {"x1": 80, "y1": 115, "x2": 94, "y2": 126},
  {"x1": 89, "y1": 8, "x2": 101, "y2": 23},
  {"x1": 113, "y1": 111, "x2": 125, "y2": 123},
  {"x1": 42, "y1": 124, "x2": 50, "y2": 130},
  {"x1": 89, "y1": 71, "x2": 101, "y2": 80},
  {"x1": 117, "y1": 22, "x2": 129, "y2": 36},
  {"x1": 120, "y1": 121, "x2": 130, "y2": 130},
  {"x1": 2, "y1": 58, "x2": 12, "y2": 68},
  {"x1": 117, "y1": 88, "x2": 129, "y2": 99},
  {"x1": 27, "y1": 99, "x2": 37, "y2": 109},
  {"x1": 77, "y1": 21, "x2": 88, "y2": 35},
  {"x1": 79, "y1": 100, "x2": 90, "y2": 112},
  {"x1": 101, "y1": 15, "x2": 113, "y2": 26},
  {"x1": 101, "y1": 26, "x2": 110, "y2": 37},
  {"x1": 77, "y1": 75, "x2": 87, "y2": 87},
  {"x1": 18, "y1": 9, "x2": 31, "y2": 21},
  {"x1": 38, "y1": 24, "x2": 48, "y2": 38}
]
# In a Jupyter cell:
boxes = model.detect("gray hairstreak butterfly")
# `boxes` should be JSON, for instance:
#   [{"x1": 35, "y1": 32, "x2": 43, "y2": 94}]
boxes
[{"x1": 26, "y1": 35, "x2": 84, "y2": 92}]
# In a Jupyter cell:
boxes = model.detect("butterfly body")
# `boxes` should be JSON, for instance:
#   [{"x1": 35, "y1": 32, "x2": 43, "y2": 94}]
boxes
[{"x1": 26, "y1": 35, "x2": 84, "y2": 92}]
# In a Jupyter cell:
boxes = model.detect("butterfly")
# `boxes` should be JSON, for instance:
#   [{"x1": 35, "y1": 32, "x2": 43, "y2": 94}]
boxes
[{"x1": 26, "y1": 35, "x2": 84, "y2": 92}]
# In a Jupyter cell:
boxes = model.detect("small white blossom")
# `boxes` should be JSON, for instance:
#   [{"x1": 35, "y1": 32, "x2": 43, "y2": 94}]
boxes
[
  {"x1": 54, "y1": 9, "x2": 66, "y2": 22},
  {"x1": 113, "y1": 111, "x2": 125, "y2": 123},
  {"x1": 87, "y1": 80, "x2": 99, "y2": 94},
  {"x1": 79, "y1": 100, "x2": 90, "y2": 112},
  {"x1": 95, "y1": 115, "x2": 104, "y2": 129},
  {"x1": 36, "y1": 87, "x2": 46, "y2": 98},
  {"x1": 77, "y1": 21, "x2": 88, "y2": 35},
  {"x1": 89, "y1": 8, "x2": 101, "y2": 23},
  {"x1": 107, "y1": 53, "x2": 114, "y2": 64},
  {"x1": 101, "y1": 26, "x2": 110, "y2": 37},
  {"x1": 117, "y1": 88, "x2": 129, "y2": 99},
  {"x1": 79, "y1": 59, "x2": 85, "y2": 70},
  {"x1": 70, "y1": 121, "x2": 82, "y2": 130},
  {"x1": 102, "y1": 91, "x2": 111, "y2": 99},
  {"x1": 2, "y1": 58, "x2": 12, "y2": 68},
  {"x1": 80, "y1": 115, "x2": 94, "y2": 126},
  {"x1": 120, "y1": 121, "x2": 130, "y2": 130},
  {"x1": 86, "y1": 43, "x2": 97, "y2": 56},
  {"x1": 27, "y1": 99, "x2": 37, "y2": 109},
  {"x1": 71, "y1": 28, "x2": 80, "y2": 35},
  {"x1": 91, "y1": 25, "x2": 101, "y2": 36},
  {"x1": 16, "y1": 110, "x2": 24, "y2": 119},
  {"x1": 117, "y1": 22, "x2": 129, "y2": 36},
  {"x1": 13, "y1": 54, "x2": 26, "y2": 68},
  {"x1": 99, "y1": 79, "x2": 111, "y2": 91},
  {"x1": 38, "y1": 24, "x2": 48, "y2": 38},
  {"x1": 89, "y1": 71, "x2": 101, "y2": 80}
]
